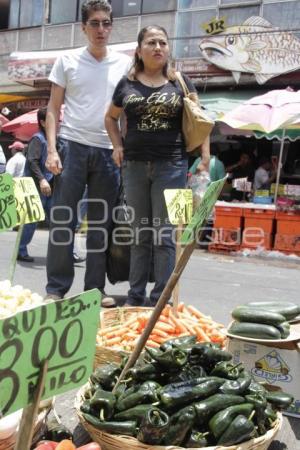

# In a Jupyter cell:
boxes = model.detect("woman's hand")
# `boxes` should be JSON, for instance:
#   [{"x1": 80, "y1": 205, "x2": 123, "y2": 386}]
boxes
[
  {"x1": 112, "y1": 147, "x2": 124, "y2": 168},
  {"x1": 196, "y1": 159, "x2": 209, "y2": 173}
]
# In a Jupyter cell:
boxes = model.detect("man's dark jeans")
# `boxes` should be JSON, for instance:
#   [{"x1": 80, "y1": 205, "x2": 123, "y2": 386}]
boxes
[{"x1": 46, "y1": 138, "x2": 119, "y2": 297}]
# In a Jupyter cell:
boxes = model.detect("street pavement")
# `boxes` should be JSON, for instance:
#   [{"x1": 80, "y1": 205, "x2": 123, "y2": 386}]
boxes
[{"x1": 0, "y1": 229, "x2": 299, "y2": 448}]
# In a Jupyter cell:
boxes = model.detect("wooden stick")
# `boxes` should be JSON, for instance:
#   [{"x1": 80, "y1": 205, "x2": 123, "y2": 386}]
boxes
[
  {"x1": 113, "y1": 239, "x2": 196, "y2": 392},
  {"x1": 9, "y1": 212, "x2": 26, "y2": 284},
  {"x1": 14, "y1": 360, "x2": 49, "y2": 450},
  {"x1": 172, "y1": 223, "x2": 183, "y2": 316}
]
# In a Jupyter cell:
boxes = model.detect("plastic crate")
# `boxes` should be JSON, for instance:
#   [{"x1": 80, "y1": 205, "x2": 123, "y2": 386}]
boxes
[
  {"x1": 274, "y1": 233, "x2": 300, "y2": 253},
  {"x1": 242, "y1": 231, "x2": 273, "y2": 250},
  {"x1": 243, "y1": 208, "x2": 275, "y2": 234},
  {"x1": 214, "y1": 205, "x2": 243, "y2": 229},
  {"x1": 275, "y1": 210, "x2": 300, "y2": 235}
]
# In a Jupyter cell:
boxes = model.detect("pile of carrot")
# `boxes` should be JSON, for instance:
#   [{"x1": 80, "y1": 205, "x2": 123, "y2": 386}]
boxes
[{"x1": 97, "y1": 303, "x2": 226, "y2": 350}]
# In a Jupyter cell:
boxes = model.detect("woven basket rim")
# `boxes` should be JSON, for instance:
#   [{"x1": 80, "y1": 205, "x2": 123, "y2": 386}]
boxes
[{"x1": 75, "y1": 382, "x2": 282, "y2": 450}]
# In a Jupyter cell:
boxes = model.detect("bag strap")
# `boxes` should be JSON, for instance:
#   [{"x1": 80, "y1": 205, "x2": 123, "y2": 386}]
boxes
[{"x1": 176, "y1": 71, "x2": 190, "y2": 97}]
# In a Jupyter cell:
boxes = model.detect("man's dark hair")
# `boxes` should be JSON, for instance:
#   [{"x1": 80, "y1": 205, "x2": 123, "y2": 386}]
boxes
[
  {"x1": 37, "y1": 107, "x2": 47, "y2": 130},
  {"x1": 81, "y1": 0, "x2": 113, "y2": 24},
  {"x1": 259, "y1": 156, "x2": 271, "y2": 166}
]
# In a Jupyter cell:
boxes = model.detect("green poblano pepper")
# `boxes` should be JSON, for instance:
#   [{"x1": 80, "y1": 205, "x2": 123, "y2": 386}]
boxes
[
  {"x1": 137, "y1": 407, "x2": 170, "y2": 445},
  {"x1": 90, "y1": 388, "x2": 116, "y2": 421},
  {"x1": 163, "y1": 405, "x2": 196, "y2": 446},
  {"x1": 210, "y1": 361, "x2": 242, "y2": 379},
  {"x1": 194, "y1": 394, "x2": 245, "y2": 423},
  {"x1": 209, "y1": 402, "x2": 254, "y2": 439},
  {"x1": 185, "y1": 430, "x2": 210, "y2": 448},
  {"x1": 90, "y1": 363, "x2": 121, "y2": 390},
  {"x1": 160, "y1": 335, "x2": 197, "y2": 352},
  {"x1": 189, "y1": 344, "x2": 232, "y2": 371},
  {"x1": 146, "y1": 347, "x2": 188, "y2": 370},
  {"x1": 217, "y1": 414, "x2": 256, "y2": 446},
  {"x1": 114, "y1": 404, "x2": 154, "y2": 424},
  {"x1": 116, "y1": 381, "x2": 161, "y2": 411},
  {"x1": 219, "y1": 369, "x2": 252, "y2": 395},
  {"x1": 82, "y1": 413, "x2": 137, "y2": 436}
]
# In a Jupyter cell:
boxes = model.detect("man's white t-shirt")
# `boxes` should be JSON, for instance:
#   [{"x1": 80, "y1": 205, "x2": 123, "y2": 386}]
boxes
[
  {"x1": 253, "y1": 167, "x2": 269, "y2": 191},
  {"x1": 6, "y1": 152, "x2": 26, "y2": 177},
  {"x1": 49, "y1": 47, "x2": 132, "y2": 148}
]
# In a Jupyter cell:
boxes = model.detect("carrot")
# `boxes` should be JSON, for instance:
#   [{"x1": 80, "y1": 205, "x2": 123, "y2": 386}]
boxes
[
  {"x1": 194, "y1": 326, "x2": 210, "y2": 342},
  {"x1": 152, "y1": 328, "x2": 169, "y2": 338},
  {"x1": 105, "y1": 336, "x2": 122, "y2": 346},
  {"x1": 105, "y1": 327, "x2": 130, "y2": 339},
  {"x1": 177, "y1": 302, "x2": 185, "y2": 313},
  {"x1": 186, "y1": 305, "x2": 207, "y2": 319},
  {"x1": 155, "y1": 322, "x2": 176, "y2": 333},
  {"x1": 146, "y1": 339, "x2": 160, "y2": 348},
  {"x1": 149, "y1": 334, "x2": 166, "y2": 344},
  {"x1": 169, "y1": 313, "x2": 188, "y2": 334}
]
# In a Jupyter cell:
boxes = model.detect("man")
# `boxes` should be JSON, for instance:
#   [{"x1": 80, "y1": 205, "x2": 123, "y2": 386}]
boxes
[
  {"x1": 253, "y1": 156, "x2": 277, "y2": 192},
  {"x1": 45, "y1": 0, "x2": 131, "y2": 305},
  {"x1": 6, "y1": 141, "x2": 26, "y2": 177}
]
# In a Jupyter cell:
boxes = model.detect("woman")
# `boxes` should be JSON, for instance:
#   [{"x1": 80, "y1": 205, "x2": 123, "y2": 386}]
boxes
[{"x1": 105, "y1": 25, "x2": 209, "y2": 306}]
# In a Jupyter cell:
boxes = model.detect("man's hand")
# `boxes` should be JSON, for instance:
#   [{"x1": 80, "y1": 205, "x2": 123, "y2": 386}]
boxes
[
  {"x1": 112, "y1": 147, "x2": 124, "y2": 168},
  {"x1": 39, "y1": 179, "x2": 52, "y2": 196},
  {"x1": 46, "y1": 150, "x2": 62, "y2": 175}
]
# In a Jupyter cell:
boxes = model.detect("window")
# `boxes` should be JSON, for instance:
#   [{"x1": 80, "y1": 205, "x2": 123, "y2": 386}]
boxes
[
  {"x1": 219, "y1": 6, "x2": 260, "y2": 26},
  {"x1": 111, "y1": 0, "x2": 142, "y2": 17},
  {"x1": 19, "y1": 0, "x2": 44, "y2": 27},
  {"x1": 179, "y1": 0, "x2": 217, "y2": 8},
  {"x1": 142, "y1": 0, "x2": 177, "y2": 14},
  {"x1": 50, "y1": 0, "x2": 77, "y2": 24},
  {"x1": 8, "y1": 0, "x2": 20, "y2": 28},
  {"x1": 221, "y1": 0, "x2": 260, "y2": 4},
  {"x1": 263, "y1": 1, "x2": 300, "y2": 29}
]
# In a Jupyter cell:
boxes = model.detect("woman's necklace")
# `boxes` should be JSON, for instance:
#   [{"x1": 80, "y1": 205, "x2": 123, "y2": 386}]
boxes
[{"x1": 140, "y1": 74, "x2": 167, "y2": 87}]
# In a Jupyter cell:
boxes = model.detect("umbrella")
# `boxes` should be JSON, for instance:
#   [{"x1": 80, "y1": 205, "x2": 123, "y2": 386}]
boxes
[
  {"x1": 219, "y1": 89, "x2": 300, "y2": 202},
  {"x1": 2, "y1": 107, "x2": 64, "y2": 141},
  {"x1": 0, "y1": 114, "x2": 9, "y2": 127}
]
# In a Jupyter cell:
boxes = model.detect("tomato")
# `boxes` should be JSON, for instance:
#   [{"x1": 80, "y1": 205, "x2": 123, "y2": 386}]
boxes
[{"x1": 35, "y1": 441, "x2": 58, "y2": 450}]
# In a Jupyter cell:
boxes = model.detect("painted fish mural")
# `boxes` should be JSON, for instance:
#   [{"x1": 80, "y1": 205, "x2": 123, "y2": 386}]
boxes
[{"x1": 199, "y1": 16, "x2": 300, "y2": 84}]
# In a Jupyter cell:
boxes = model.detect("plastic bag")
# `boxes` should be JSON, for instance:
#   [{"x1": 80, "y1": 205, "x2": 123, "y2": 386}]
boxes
[{"x1": 187, "y1": 171, "x2": 210, "y2": 211}]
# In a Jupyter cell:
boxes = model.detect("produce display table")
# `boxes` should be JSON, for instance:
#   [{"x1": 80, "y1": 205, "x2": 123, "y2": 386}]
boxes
[{"x1": 210, "y1": 202, "x2": 300, "y2": 255}]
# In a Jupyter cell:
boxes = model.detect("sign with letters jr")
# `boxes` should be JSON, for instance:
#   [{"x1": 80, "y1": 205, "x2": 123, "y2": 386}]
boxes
[
  {"x1": 0, "y1": 173, "x2": 17, "y2": 231},
  {"x1": 164, "y1": 189, "x2": 193, "y2": 225},
  {"x1": 0, "y1": 289, "x2": 101, "y2": 417},
  {"x1": 14, "y1": 177, "x2": 45, "y2": 225}
]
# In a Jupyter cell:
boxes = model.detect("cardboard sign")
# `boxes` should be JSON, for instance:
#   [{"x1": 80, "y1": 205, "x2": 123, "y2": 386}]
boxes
[
  {"x1": 14, "y1": 177, "x2": 45, "y2": 225},
  {"x1": 0, "y1": 173, "x2": 17, "y2": 231},
  {"x1": 164, "y1": 189, "x2": 193, "y2": 225},
  {"x1": 181, "y1": 176, "x2": 227, "y2": 245},
  {"x1": 203, "y1": 17, "x2": 226, "y2": 35},
  {"x1": 232, "y1": 177, "x2": 252, "y2": 192},
  {"x1": 0, "y1": 289, "x2": 101, "y2": 417}
]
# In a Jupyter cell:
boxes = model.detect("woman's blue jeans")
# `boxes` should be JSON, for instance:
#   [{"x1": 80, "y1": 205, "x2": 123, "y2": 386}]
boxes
[{"x1": 122, "y1": 159, "x2": 188, "y2": 306}]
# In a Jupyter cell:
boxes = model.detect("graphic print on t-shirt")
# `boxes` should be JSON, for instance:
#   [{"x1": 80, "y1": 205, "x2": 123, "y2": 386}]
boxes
[{"x1": 124, "y1": 91, "x2": 181, "y2": 132}]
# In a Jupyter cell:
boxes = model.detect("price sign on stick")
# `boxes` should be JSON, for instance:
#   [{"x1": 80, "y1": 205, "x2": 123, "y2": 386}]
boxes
[
  {"x1": 0, "y1": 289, "x2": 101, "y2": 417},
  {"x1": 181, "y1": 176, "x2": 227, "y2": 245},
  {"x1": 0, "y1": 173, "x2": 17, "y2": 231},
  {"x1": 164, "y1": 189, "x2": 193, "y2": 225},
  {"x1": 14, "y1": 177, "x2": 45, "y2": 225}
]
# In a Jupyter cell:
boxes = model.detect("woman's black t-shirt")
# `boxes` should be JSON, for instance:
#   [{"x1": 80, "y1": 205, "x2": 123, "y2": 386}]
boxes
[{"x1": 112, "y1": 74, "x2": 196, "y2": 161}]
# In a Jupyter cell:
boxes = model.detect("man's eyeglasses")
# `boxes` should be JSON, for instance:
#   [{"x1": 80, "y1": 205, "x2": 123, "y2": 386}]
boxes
[{"x1": 87, "y1": 20, "x2": 112, "y2": 29}]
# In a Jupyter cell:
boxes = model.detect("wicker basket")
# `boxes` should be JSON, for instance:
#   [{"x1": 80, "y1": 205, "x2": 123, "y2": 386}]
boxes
[
  {"x1": 75, "y1": 383, "x2": 282, "y2": 450},
  {"x1": 0, "y1": 400, "x2": 52, "y2": 450},
  {"x1": 95, "y1": 307, "x2": 154, "y2": 367}
]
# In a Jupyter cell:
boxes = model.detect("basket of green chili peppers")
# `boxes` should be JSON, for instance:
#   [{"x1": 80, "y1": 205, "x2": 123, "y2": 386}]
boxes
[{"x1": 75, "y1": 336, "x2": 290, "y2": 450}]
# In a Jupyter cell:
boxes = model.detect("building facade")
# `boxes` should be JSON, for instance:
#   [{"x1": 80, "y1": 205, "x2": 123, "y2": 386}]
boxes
[{"x1": 1, "y1": 0, "x2": 300, "y2": 110}]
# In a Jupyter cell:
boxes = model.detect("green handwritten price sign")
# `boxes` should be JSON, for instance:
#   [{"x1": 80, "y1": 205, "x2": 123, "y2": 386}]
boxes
[
  {"x1": 181, "y1": 176, "x2": 227, "y2": 245},
  {"x1": 0, "y1": 289, "x2": 101, "y2": 417},
  {"x1": 0, "y1": 173, "x2": 17, "y2": 231},
  {"x1": 14, "y1": 177, "x2": 45, "y2": 225},
  {"x1": 164, "y1": 189, "x2": 193, "y2": 225}
]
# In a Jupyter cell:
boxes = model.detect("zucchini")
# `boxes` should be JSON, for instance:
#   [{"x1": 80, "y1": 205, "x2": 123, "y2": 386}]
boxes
[
  {"x1": 232, "y1": 306, "x2": 285, "y2": 326},
  {"x1": 228, "y1": 321, "x2": 281, "y2": 340},
  {"x1": 274, "y1": 321, "x2": 290, "y2": 339},
  {"x1": 246, "y1": 302, "x2": 300, "y2": 321}
]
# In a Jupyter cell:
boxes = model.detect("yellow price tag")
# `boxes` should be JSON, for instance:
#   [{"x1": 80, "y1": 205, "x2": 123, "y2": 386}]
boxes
[
  {"x1": 14, "y1": 177, "x2": 45, "y2": 225},
  {"x1": 164, "y1": 189, "x2": 193, "y2": 225}
]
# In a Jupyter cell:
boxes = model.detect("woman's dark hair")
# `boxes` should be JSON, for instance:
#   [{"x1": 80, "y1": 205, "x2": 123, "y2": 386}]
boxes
[
  {"x1": 128, "y1": 25, "x2": 176, "y2": 81},
  {"x1": 81, "y1": 0, "x2": 113, "y2": 24},
  {"x1": 37, "y1": 107, "x2": 47, "y2": 131}
]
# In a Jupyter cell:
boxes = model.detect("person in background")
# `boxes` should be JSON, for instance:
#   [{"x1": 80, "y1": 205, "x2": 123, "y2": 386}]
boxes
[
  {"x1": 18, "y1": 108, "x2": 86, "y2": 263},
  {"x1": 253, "y1": 156, "x2": 277, "y2": 192},
  {"x1": 226, "y1": 151, "x2": 254, "y2": 201},
  {"x1": 105, "y1": 25, "x2": 210, "y2": 307},
  {"x1": 5, "y1": 141, "x2": 26, "y2": 177},
  {"x1": 0, "y1": 143, "x2": 6, "y2": 173},
  {"x1": 189, "y1": 144, "x2": 225, "y2": 181},
  {"x1": 45, "y1": 0, "x2": 131, "y2": 303}
]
